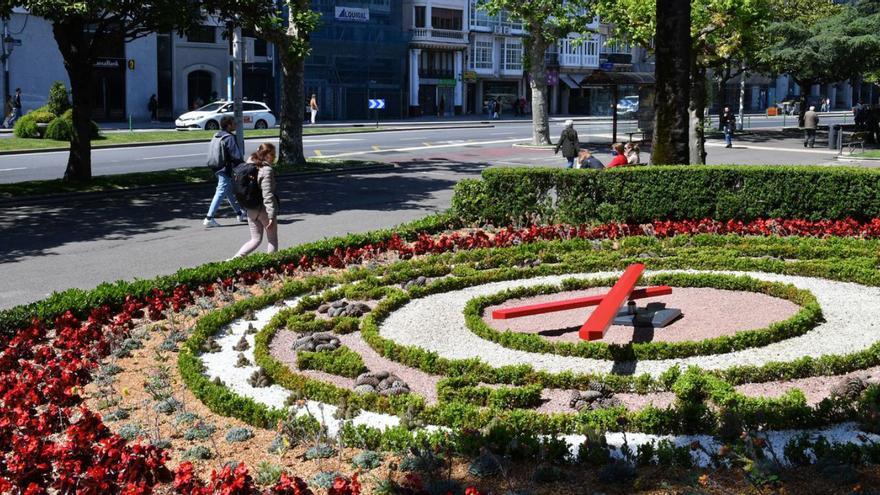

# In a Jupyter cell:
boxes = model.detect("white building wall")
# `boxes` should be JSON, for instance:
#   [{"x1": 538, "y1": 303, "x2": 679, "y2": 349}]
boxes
[{"x1": 125, "y1": 36, "x2": 158, "y2": 122}]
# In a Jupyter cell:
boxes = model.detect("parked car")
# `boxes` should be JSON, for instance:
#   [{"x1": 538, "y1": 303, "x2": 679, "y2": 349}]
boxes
[{"x1": 175, "y1": 101, "x2": 276, "y2": 130}]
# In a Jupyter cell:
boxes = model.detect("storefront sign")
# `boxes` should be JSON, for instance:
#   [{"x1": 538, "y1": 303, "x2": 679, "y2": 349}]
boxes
[
  {"x1": 335, "y1": 6, "x2": 369, "y2": 22},
  {"x1": 94, "y1": 58, "x2": 124, "y2": 69},
  {"x1": 463, "y1": 71, "x2": 477, "y2": 82},
  {"x1": 438, "y1": 78, "x2": 456, "y2": 87}
]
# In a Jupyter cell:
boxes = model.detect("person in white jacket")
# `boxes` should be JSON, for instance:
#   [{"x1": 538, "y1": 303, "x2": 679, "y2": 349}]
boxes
[{"x1": 234, "y1": 143, "x2": 280, "y2": 257}]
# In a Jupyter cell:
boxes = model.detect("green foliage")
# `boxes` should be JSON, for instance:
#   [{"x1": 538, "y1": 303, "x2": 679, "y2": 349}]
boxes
[
  {"x1": 225, "y1": 426, "x2": 255, "y2": 443},
  {"x1": 44, "y1": 109, "x2": 100, "y2": 141},
  {"x1": 254, "y1": 462, "x2": 286, "y2": 486},
  {"x1": 13, "y1": 109, "x2": 56, "y2": 138},
  {"x1": 304, "y1": 443, "x2": 336, "y2": 460},
  {"x1": 296, "y1": 346, "x2": 367, "y2": 378},
  {"x1": 46, "y1": 81, "x2": 70, "y2": 116},
  {"x1": 182, "y1": 445, "x2": 214, "y2": 460},
  {"x1": 351, "y1": 450, "x2": 382, "y2": 470},
  {"x1": 454, "y1": 166, "x2": 880, "y2": 224}
]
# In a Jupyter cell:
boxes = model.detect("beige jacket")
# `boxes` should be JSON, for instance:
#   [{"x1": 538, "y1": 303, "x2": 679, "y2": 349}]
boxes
[{"x1": 257, "y1": 165, "x2": 279, "y2": 219}]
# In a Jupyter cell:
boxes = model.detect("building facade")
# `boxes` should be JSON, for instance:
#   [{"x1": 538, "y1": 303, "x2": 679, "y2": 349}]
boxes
[
  {"x1": 466, "y1": 2, "x2": 525, "y2": 115},
  {"x1": 304, "y1": 0, "x2": 410, "y2": 121},
  {"x1": 403, "y1": 0, "x2": 468, "y2": 116}
]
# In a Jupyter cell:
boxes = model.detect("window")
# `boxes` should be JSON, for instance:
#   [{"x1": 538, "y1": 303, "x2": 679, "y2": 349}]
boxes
[
  {"x1": 470, "y1": 38, "x2": 493, "y2": 70},
  {"x1": 431, "y1": 8, "x2": 462, "y2": 31},
  {"x1": 414, "y1": 6, "x2": 426, "y2": 28},
  {"x1": 470, "y1": 3, "x2": 491, "y2": 28},
  {"x1": 253, "y1": 38, "x2": 267, "y2": 57},
  {"x1": 243, "y1": 102, "x2": 264, "y2": 111},
  {"x1": 504, "y1": 39, "x2": 522, "y2": 71},
  {"x1": 187, "y1": 25, "x2": 216, "y2": 44}
]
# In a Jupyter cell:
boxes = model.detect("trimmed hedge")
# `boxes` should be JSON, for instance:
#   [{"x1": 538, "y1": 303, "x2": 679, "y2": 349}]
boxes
[
  {"x1": 453, "y1": 166, "x2": 880, "y2": 225},
  {"x1": 297, "y1": 346, "x2": 367, "y2": 378}
]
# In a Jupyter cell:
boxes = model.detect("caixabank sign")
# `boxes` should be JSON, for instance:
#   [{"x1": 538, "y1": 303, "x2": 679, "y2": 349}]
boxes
[{"x1": 335, "y1": 6, "x2": 369, "y2": 22}]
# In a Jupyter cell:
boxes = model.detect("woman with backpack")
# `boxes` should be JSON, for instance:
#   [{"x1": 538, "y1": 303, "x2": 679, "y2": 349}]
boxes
[{"x1": 233, "y1": 143, "x2": 279, "y2": 257}]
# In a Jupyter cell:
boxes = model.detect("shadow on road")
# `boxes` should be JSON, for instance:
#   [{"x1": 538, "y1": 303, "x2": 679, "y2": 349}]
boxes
[{"x1": 0, "y1": 158, "x2": 487, "y2": 263}]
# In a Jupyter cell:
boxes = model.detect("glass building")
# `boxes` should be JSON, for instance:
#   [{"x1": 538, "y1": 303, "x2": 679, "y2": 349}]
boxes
[{"x1": 304, "y1": 1, "x2": 411, "y2": 120}]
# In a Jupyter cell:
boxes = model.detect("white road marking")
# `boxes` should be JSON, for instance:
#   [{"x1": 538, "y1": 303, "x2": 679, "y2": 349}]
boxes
[
  {"x1": 706, "y1": 142, "x2": 837, "y2": 154},
  {"x1": 316, "y1": 138, "x2": 530, "y2": 159},
  {"x1": 141, "y1": 153, "x2": 204, "y2": 160},
  {"x1": 0, "y1": 167, "x2": 26, "y2": 172}
]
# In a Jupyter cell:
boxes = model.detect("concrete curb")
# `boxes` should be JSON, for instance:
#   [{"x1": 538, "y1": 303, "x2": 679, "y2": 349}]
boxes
[
  {"x1": 0, "y1": 163, "x2": 397, "y2": 208},
  {"x1": 512, "y1": 143, "x2": 556, "y2": 150},
  {"x1": 0, "y1": 124, "x2": 496, "y2": 156}
]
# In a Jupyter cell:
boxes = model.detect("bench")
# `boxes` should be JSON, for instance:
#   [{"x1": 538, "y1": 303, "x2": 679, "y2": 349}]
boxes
[
  {"x1": 626, "y1": 130, "x2": 651, "y2": 144},
  {"x1": 843, "y1": 131, "x2": 867, "y2": 155}
]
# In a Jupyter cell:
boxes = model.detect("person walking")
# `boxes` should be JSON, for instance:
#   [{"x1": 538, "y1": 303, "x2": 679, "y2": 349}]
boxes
[
  {"x1": 803, "y1": 105, "x2": 819, "y2": 148},
  {"x1": 204, "y1": 116, "x2": 247, "y2": 227},
  {"x1": 8, "y1": 88, "x2": 22, "y2": 127},
  {"x1": 309, "y1": 94, "x2": 318, "y2": 124},
  {"x1": 493, "y1": 99, "x2": 501, "y2": 120},
  {"x1": 554, "y1": 120, "x2": 580, "y2": 168},
  {"x1": 233, "y1": 143, "x2": 280, "y2": 257},
  {"x1": 148, "y1": 94, "x2": 159, "y2": 123},
  {"x1": 721, "y1": 106, "x2": 736, "y2": 148},
  {"x1": 607, "y1": 143, "x2": 628, "y2": 168}
]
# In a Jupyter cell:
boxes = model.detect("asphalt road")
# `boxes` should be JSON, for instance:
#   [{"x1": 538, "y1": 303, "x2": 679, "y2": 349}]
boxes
[
  {"x1": 0, "y1": 113, "x2": 852, "y2": 184},
  {"x1": 0, "y1": 121, "x2": 863, "y2": 310}
]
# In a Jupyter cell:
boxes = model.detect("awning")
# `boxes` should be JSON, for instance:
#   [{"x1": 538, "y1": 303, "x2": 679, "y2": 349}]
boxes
[
  {"x1": 559, "y1": 74, "x2": 582, "y2": 89},
  {"x1": 581, "y1": 70, "x2": 655, "y2": 85}
]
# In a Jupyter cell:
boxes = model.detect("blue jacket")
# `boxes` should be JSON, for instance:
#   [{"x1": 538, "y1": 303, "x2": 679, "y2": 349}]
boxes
[{"x1": 207, "y1": 130, "x2": 243, "y2": 175}]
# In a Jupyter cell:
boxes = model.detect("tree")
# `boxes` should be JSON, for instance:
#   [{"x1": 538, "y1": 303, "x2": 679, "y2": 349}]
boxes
[
  {"x1": 652, "y1": 0, "x2": 691, "y2": 164},
  {"x1": 596, "y1": 0, "x2": 771, "y2": 164},
  {"x1": 217, "y1": 1, "x2": 319, "y2": 167},
  {"x1": 759, "y1": 0, "x2": 880, "y2": 126},
  {"x1": 0, "y1": 1, "x2": 207, "y2": 181},
  {"x1": 475, "y1": 0, "x2": 596, "y2": 146}
]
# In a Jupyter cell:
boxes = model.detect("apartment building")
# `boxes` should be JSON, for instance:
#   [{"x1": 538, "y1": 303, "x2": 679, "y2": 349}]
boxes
[
  {"x1": 465, "y1": 2, "x2": 525, "y2": 115},
  {"x1": 403, "y1": 0, "x2": 468, "y2": 116}
]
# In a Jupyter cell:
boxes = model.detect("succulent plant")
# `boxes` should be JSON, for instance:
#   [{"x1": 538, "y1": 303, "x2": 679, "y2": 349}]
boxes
[
  {"x1": 248, "y1": 368, "x2": 272, "y2": 388},
  {"x1": 153, "y1": 397, "x2": 182, "y2": 415},
  {"x1": 532, "y1": 464, "x2": 567, "y2": 484},
  {"x1": 268, "y1": 434, "x2": 290, "y2": 455},
  {"x1": 351, "y1": 450, "x2": 382, "y2": 470},
  {"x1": 304, "y1": 443, "x2": 336, "y2": 460},
  {"x1": 151, "y1": 438, "x2": 172, "y2": 450},
  {"x1": 158, "y1": 339, "x2": 179, "y2": 352},
  {"x1": 468, "y1": 452, "x2": 501, "y2": 478},
  {"x1": 233, "y1": 335, "x2": 250, "y2": 351},
  {"x1": 182, "y1": 445, "x2": 214, "y2": 460},
  {"x1": 103, "y1": 408, "x2": 130, "y2": 422},
  {"x1": 99, "y1": 363, "x2": 123, "y2": 375},
  {"x1": 183, "y1": 422, "x2": 216, "y2": 441},
  {"x1": 235, "y1": 353, "x2": 252, "y2": 368},
  {"x1": 399, "y1": 449, "x2": 441, "y2": 473},
  {"x1": 117, "y1": 423, "x2": 144, "y2": 441},
  {"x1": 310, "y1": 471, "x2": 344, "y2": 490},
  {"x1": 597, "y1": 461, "x2": 636, "y2": 484},
  {"x1": 255, "y1": 462, "x2": 286, "y2": 486},
  {"x1": 174, "y1": 412, "x2": 199, "y2": 426},
  {"x1": 225, "y1": 426, "x2": 255, "y2": 443}
]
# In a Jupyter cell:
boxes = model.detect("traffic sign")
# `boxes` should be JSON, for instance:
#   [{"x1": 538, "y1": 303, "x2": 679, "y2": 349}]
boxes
[{"x1": 368, "y1": 99, "x2": 385, "y2": 110}]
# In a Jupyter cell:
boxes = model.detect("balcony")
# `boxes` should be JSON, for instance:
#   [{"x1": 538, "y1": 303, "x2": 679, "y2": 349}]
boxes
[
  {"x1": 418, "y1": 68, "x2": 455, "y2": 79},
  {"x1": 411, "y1": 28, "x2": 467, "y2": 45}
]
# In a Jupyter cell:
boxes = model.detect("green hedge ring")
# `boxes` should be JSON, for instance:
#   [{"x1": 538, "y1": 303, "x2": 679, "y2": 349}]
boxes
[{"x1": 463, "y1": 273, "x2": 823, "y2": 361}]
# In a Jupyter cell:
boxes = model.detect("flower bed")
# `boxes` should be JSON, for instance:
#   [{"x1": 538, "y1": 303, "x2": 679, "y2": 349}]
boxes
[{"x1": 7, "y1": 214, "x2": 880, "y2": 492}]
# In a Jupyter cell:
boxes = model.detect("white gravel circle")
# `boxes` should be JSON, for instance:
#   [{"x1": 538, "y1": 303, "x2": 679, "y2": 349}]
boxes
[{"x1": 379, "y1": 270, "x2": 880, "y2": 377}]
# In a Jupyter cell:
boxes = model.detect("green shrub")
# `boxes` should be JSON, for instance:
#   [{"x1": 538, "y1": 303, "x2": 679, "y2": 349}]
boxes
[
  {"x1": 296, "y1": 345, "x2": 367, "y2": 378},
  {"x1": 45, "y1": 109, "x2": 100, "y2": 141},
  {"x1": 13, "y1": 109, "x2": 56, "y2": 138},
  {"x1": 47, "y1": 81, "x2": 71, "y2": 116},
  {"x1": 454, "y1": 166, "x2": 880, "y2": 224}
]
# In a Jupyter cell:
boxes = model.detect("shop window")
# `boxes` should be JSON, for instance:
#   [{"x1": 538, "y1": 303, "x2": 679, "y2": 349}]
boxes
[{"x1": 187, "y1": 25, "x2": 216, "y2": 44}]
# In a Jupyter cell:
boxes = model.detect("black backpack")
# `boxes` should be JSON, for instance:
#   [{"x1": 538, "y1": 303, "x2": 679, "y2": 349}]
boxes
[{"x1": 232, "y1": 162, "x2": 263, "y2": 209}]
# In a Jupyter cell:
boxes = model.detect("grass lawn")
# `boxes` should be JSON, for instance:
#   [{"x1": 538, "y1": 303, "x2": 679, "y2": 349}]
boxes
[
  {"x1": 859, "y1": 150, "x2": 880, "y2": 159},
  {"x1": 0, "y1": 159, "x2": 385, "y2": 200},
  {"x1": 0, "y1": 126, "x2": 382, "y2": 153}
]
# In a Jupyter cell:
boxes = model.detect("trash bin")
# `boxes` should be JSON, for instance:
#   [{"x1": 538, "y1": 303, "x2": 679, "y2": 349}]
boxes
[{"x1": 828, "y1": 123, "x2": 839, "y2": 150}]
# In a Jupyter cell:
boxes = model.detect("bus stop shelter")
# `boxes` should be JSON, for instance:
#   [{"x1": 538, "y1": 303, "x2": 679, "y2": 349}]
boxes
[{"x1": 578, "y1": 70, "x2": 655, "y2": 143}]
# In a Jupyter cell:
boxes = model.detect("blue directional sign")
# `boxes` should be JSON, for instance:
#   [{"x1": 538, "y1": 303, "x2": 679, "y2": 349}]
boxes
[{"x1": 368, "y1": 99, "x2": 385, "y2": 110}]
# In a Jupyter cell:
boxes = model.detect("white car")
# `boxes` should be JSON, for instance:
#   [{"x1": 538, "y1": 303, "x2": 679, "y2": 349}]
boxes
[{"x1": 175, "y1": 101, "x2": 276, "y2": 130}]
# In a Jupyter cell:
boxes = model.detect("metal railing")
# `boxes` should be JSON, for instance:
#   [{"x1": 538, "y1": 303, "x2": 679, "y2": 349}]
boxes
[{"x1": 411, "y1": 28, "x2": 467, "y2": 43}]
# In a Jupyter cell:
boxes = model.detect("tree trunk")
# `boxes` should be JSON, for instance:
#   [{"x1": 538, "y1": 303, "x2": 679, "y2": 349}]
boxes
[
  {"x1": 527, "y1": 38, "x2": 551, "y2": 146},
  {"x1": 689, "y1": 66, "x2": 707, "y2": 164},
  {"x1": 53, "y1": 22, "x2": 93, "y2": 182},
  {"x1": 651, "y1": 0, "x2": 691, "y2": 165},
  {"x1": 278, "y1": 53, "x2": 306, "y2": 167}
]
